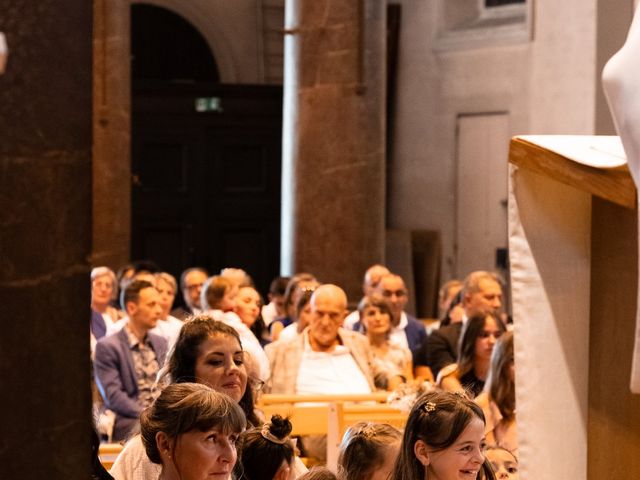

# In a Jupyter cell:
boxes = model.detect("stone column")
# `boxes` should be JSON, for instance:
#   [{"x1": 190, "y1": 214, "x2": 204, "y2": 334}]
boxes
[
  {"x1": 0, "y1": 1, "x2": 92, "y2": 477},
  {"x1": 281, "y1": 0, "x2": 386, "y2": 301},
  {"x1": 92, "y1": 0, "x2": 131, "y2": 269}
]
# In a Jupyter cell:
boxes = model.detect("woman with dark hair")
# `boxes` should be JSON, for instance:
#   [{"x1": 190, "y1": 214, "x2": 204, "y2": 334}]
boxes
[
  {"x1": 239, "y1": 415, "x2": 296, "y2": 480},
  {"x1": 474, "y1": 332, "x2": 517, "y2": 455},
  {"x1": 160, "y1": 316, "x2": 260, "y2": 425},
  {"x1": 437, "y1": 313, "x2": 506, "y2": 398},
  {"x1": 140, "y1": 382, "x2": 246, "y2": 480},
  {"x1": 110, "y1": 316, "x2": 261, "y2": 479},
  {"x1": 391, "y1": 390, "x2": 496, "y2": 480}
]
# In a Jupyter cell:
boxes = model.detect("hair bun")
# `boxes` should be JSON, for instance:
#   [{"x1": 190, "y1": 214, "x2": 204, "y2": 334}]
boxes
[{"x1": 268, "y1": 414, "x2": 293, "y2": 440}]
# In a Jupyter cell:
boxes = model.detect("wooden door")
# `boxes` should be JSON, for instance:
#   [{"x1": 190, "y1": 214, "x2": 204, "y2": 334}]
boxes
[
  {"x1": 131, "y1": 83, "x2": 282, "y2": 294},
  {"x1": 455, "y1": 113, "x2": 510, "y2": 278}
]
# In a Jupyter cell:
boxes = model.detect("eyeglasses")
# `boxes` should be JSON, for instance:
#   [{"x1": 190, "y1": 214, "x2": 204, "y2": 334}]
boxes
[
  {"x1": 185, "y1": 283, "x2": 204, "y2": 291},
  {"x1": 249, "y1": 377, "x2": 265, "y2": 393},
  {"x1": 381, "y1": 289, "x2": 407, "y2": 298}
]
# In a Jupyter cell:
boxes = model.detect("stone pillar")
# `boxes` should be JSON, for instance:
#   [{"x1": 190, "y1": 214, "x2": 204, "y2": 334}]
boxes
[
  {"x1": 0, "y1": 1, "x2": 92, "y2": 477},
  {"x1": 281, "y1": 0, "x2": 386, "y2": 301},
  {"x1": 92, "y1": 0, "x2": 131, "y2": 269}
]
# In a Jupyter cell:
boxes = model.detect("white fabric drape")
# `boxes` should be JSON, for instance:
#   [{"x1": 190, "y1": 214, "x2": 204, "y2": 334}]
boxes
[{"x1": 508, "y1": 164, "x2": 592, "y2": 480}]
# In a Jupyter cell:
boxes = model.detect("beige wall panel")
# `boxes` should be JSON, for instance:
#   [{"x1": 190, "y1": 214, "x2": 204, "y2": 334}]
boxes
[
  {"x1": 455, "y1": 113, "x2": 509, "y2": 277},
  {"x1": 589, "y1": 198, "x2": 640, "y2": 480}
]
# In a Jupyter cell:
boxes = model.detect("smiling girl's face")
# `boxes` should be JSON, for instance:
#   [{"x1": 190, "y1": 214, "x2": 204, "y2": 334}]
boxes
[
  {"x1": 416, "y1": 417, "x2": 486, "y2": 480},
  {"x1": 193, "y1": 334, "x2": 247, "y2": 402}
]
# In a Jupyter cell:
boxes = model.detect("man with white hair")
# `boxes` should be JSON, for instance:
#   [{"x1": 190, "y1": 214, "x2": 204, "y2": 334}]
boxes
[
  {"x1": 266, "y1": 284, "x2": 400, "y2": 394},
  {"x1": 90, "y1": 266, "x2": 120, "y2": 354}
]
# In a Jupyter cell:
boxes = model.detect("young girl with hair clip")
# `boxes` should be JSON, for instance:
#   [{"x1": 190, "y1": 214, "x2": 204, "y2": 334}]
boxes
[
  {"x1": 437, "y1": 314, "x2": 506, "y2": 398},
  {"x1": 337, "y1": 422, "x2": 402, "y2": 480},
  {"x1": 239, "y1": 415, "x2": 296, "y2": 480},
  {"x1": 391, "y1": 390, "x2": 496, "y2": 480},
  {"x1": 474, "y1": 332, "x2": 517, "y2": 455},
  {"x1": 140, "y1": 382, "x2": 246, "y2": 480}
]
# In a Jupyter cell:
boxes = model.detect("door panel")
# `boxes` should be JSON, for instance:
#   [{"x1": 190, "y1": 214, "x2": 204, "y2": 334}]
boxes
[
  {"x1": 131, "y1": 83, "x2": 282, "y2": 294},
  {"x1": 455, "y1": 113, "x2": 510, "y2": 278}
]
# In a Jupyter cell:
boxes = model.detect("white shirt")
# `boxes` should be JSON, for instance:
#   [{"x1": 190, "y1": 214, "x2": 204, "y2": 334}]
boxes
[
  {"x1": 295, "y1": 332, "x2": 371, "y2": 395},
  {"x1": 279, "y1": 322, "x2": 300, "y2": 342},
  {"x1": 261, "y1": 301, "x2": 279, "y2": 326},
  {"x1": 388, "y1": 313, "x2": 410, "y2": 350}
]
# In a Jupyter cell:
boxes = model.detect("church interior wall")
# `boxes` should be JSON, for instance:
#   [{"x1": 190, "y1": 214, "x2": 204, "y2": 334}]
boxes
[
  {"x1": 92, "y1": 0, "x2": 634, "y2": 286},
  {"x1": 386, "y1": 0, "x2": 619, "y2": 282}
]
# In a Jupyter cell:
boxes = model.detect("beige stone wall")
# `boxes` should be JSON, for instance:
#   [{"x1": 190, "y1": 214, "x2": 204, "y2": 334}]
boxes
[{"x1": 388, "y1": 0, "x2": 633, "y2": 281}]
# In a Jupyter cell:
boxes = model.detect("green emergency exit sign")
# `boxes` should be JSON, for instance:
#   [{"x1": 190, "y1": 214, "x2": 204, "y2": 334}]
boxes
[{"x1": 195, "y1": 97, "x2": 223, "y2": 113}]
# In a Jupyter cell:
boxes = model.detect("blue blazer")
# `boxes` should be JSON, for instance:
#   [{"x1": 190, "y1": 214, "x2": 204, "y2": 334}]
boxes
[{"x1": 94, "y1": 328, "x2": 167, "y2": 437}]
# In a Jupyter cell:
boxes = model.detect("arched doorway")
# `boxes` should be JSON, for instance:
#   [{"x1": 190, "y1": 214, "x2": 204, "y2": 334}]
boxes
[{"x1": 130, "y1": 4, "x2": 282, "y2": 294}]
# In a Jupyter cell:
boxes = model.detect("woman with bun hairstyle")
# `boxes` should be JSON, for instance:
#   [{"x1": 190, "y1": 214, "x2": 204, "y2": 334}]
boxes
[
  {"x1": 239, "y1": 415, "x2": 296, "y2": 480},
  {"x1": 391, "y1": 390, "x2": 496, "y2": 480},
  {"x1": 140, "y1": 382, "x2": 246, "y2": 480}
]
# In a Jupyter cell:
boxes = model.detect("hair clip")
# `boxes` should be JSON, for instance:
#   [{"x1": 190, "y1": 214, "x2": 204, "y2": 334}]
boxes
[
  {"x1": 423, "y1": 401, "x2": 436, "y2": 414},
  {"x1": 359, "y1": 424, "x2": 376, "y2": 438},
  {"x1": 261, "y1": 425, "x2": 289, "y2": 445}
]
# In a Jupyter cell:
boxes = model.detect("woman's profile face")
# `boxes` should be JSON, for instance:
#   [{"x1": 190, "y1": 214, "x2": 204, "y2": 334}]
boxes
[
  {"x1": 170, "y1": 427, "x2": 239, "y2": 480},
  {"x1": 194, "y1": 334, "x2": 247, "y2": 402},
  {"x1": 420, "y1": 417, "x2": 486, "y2": 480},
  {"x1": 361, "y1": 305, "x2": 391, "y2": 336},
  {"x1": 474, "y1": 315, "x2": 502, "y2": 363},
  {"x1": 234, "y1": 287, "x2": 261, "y2": 327}
]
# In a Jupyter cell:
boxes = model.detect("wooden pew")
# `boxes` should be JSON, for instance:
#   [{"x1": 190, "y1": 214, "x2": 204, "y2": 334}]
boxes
[
  {"x1": 98, "y1": 442, "x2": 123, "y2": 471},
  {"x1": 257, "y1": 393, "x2": 407, "y2": 470}
]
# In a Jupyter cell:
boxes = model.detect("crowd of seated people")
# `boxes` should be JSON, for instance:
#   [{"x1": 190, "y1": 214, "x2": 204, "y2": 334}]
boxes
[{"x1": 90, "y1": 262, "x2": 519, "y2": 480}]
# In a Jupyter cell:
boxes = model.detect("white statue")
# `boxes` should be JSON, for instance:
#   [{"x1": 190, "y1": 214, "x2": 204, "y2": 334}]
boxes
[{"x1": 602, "y1": 4, "x2": 640, "y2": 393}]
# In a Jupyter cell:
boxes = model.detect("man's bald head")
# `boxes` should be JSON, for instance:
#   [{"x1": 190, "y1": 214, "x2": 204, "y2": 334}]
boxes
[
  {"x1": 311, "y1": 284, "x2": 348, "y2": 311},
  {"x1": 308, "y1": 284, "x2": 348, "y2": 352},
  {"x1": 363, "y1": 264, "x2": 390, "y2": 296}
]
